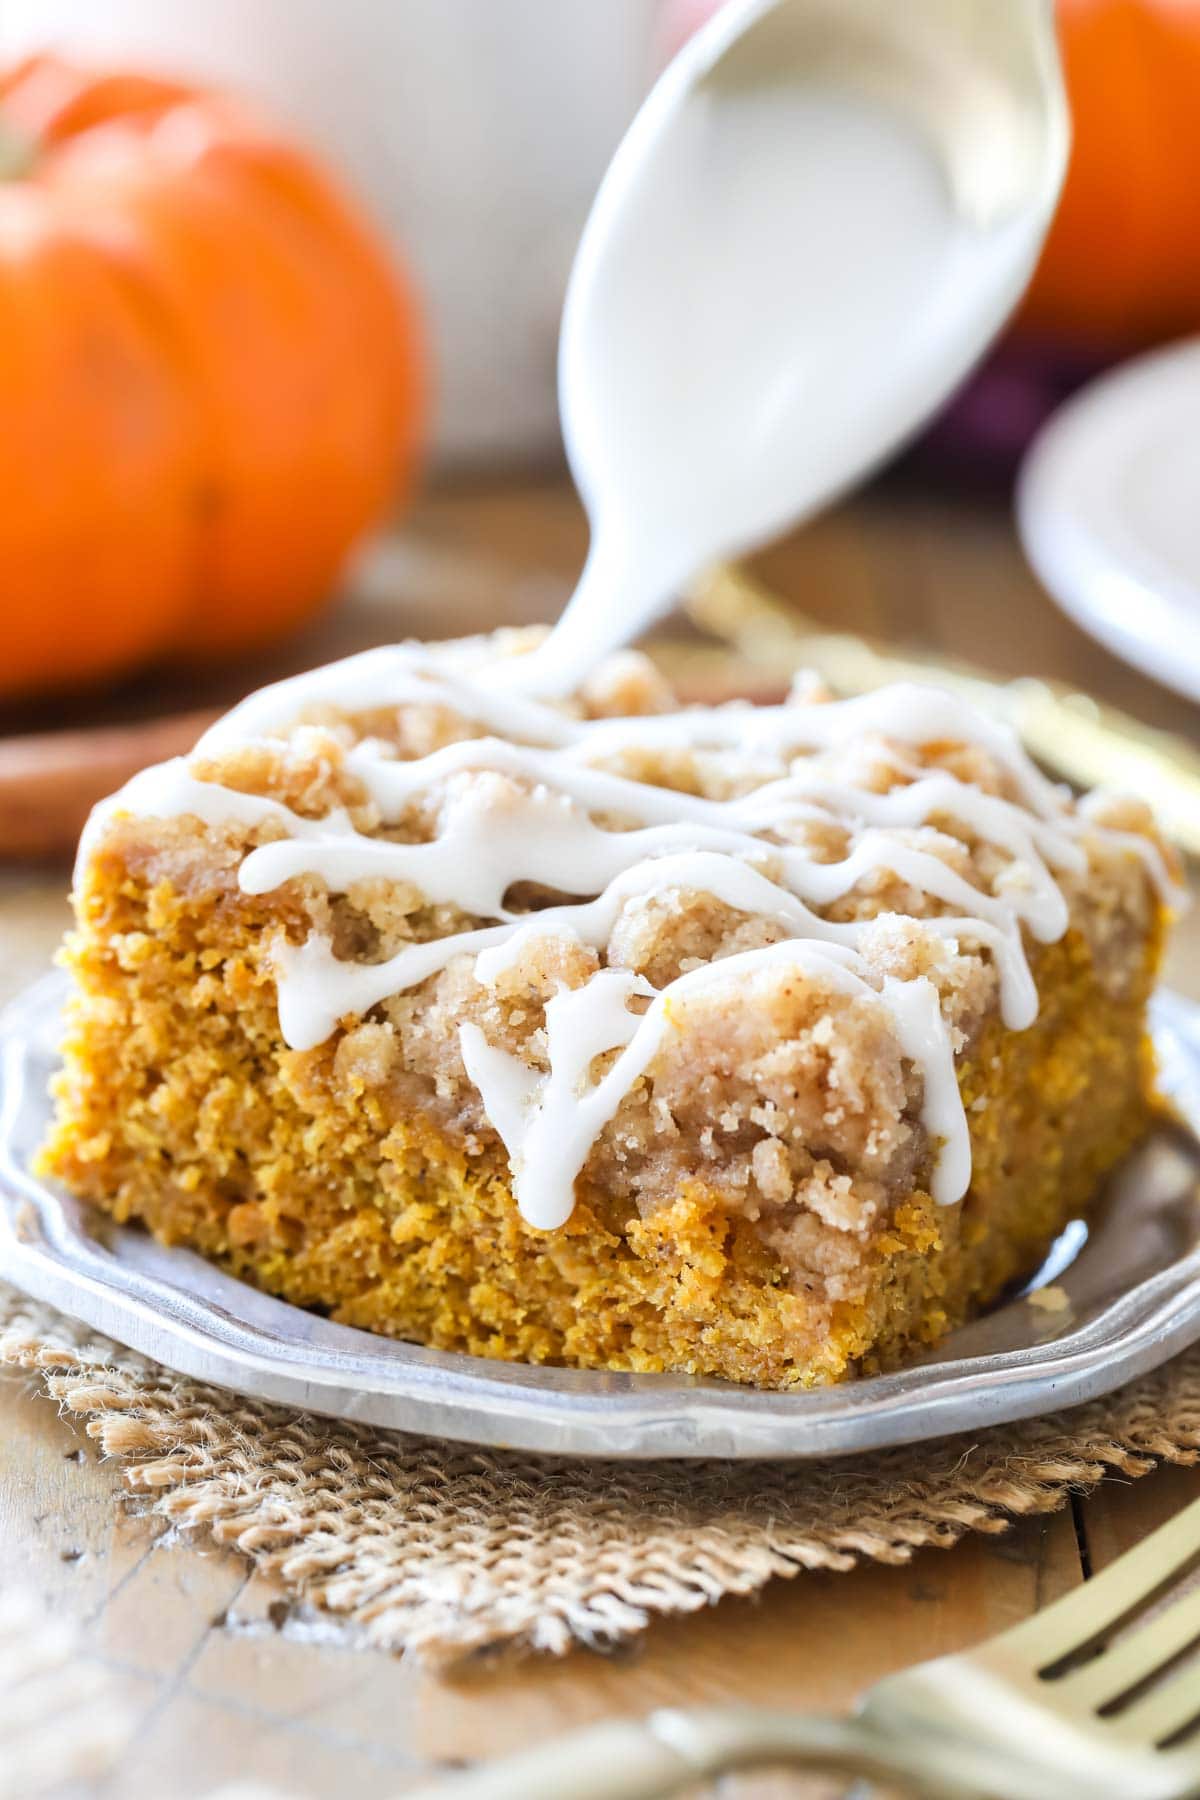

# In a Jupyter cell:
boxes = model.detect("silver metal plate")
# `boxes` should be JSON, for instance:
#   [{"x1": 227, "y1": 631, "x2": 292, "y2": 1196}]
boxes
[{"x1": 3, "y1": 971, "x2": 1200, "y2": 1461}]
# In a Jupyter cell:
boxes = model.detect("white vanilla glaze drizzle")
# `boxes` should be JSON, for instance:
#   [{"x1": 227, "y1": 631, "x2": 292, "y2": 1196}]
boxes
[{"x1": 82, "y1": 641, "x2": 1178, "y2": 1229}]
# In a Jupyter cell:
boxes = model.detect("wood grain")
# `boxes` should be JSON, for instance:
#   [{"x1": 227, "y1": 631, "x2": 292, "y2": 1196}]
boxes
[{"x1": 0, "y1": 1357, "x2": 1093, "y2": 1800}]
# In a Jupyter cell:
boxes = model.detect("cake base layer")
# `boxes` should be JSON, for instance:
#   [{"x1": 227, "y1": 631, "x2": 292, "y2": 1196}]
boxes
[{"x1": 41, "y1": 857, "x2": 1161, "y2": 1390}]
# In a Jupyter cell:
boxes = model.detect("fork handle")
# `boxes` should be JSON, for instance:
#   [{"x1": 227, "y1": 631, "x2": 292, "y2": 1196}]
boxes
[{"x1": 402, "y1": 1706, "x2": 992, "y2": 1800}]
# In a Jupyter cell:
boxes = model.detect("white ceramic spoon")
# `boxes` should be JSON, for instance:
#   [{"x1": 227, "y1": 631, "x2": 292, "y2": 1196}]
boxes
[{"x1": 505, "y1": 0, "x2": 1069, "y2": 697}]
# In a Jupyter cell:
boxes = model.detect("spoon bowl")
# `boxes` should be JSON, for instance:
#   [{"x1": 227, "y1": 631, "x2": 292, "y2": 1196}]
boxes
[{"x1": 512, "y1": 0, "x2": 1068, "y2": 695}]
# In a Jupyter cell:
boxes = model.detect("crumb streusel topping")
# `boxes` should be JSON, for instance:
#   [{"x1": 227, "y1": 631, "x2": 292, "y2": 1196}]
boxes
[{"x1": 79, "y1": 633, "x2": 1173, "y2": 1232}]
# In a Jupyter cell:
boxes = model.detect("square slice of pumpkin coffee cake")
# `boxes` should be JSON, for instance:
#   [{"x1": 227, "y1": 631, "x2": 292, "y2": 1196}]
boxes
[{"x1": 43, "y1": 632, "x2": 1176, "y2": 1389}]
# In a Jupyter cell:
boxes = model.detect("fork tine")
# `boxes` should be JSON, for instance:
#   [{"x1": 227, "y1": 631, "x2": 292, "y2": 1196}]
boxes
[
  {"x1": 1107, "y1": 1665, "x2": 1200, "y2": 1751},
  {"x1": 990, "y1": 1498, "x2": 1200, "y2": 1669},
  {"x1": 1054, "y1": 1583, "x2": 1200, "y2": 1712}
]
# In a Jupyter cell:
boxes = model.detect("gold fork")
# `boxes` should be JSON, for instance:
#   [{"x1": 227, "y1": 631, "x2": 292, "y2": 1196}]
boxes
[
  {"x1": 676, "y1": 564, "x2": 1200, "y2": 860},
  {"x1": 409, "y1": 1497, "x2": 1200, "y2": 1799}
]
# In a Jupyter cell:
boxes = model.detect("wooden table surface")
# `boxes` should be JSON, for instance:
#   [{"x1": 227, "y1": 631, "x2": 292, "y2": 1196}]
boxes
[{"x1": 3, "y1": 473, "x2": 1199, "y2": 1799}]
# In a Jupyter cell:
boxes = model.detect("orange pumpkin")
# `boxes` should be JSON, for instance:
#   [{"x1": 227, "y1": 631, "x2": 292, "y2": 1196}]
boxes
[
  {"x1": 0, "y1": 55, "x2": 425, "y2": 700},
  {"x1": 1023, "y1": 0, "x2": 1200, "y2": 346}
]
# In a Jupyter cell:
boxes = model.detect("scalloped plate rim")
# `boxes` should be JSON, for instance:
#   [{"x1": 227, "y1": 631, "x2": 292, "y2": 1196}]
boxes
[{"x1": 2, "y1": 970, "x2": 1199, "y2": 1460}]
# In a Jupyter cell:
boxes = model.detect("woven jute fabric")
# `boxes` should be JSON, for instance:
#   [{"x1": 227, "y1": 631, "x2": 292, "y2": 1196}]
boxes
[{"x1": 4, "y1": 1282, "x2": 1200, "y2": 1670}]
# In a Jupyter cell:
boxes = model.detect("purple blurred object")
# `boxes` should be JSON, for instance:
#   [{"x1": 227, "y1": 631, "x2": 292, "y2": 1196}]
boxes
[{"x1": 907, "y1": 336, "x2": 1114, "y2": 489}]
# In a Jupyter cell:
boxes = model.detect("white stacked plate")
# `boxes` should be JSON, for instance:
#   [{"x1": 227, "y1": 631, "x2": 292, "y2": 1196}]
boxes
[{"x1": 1019, "y1": 337, "x2": 1200, "y2": 703}]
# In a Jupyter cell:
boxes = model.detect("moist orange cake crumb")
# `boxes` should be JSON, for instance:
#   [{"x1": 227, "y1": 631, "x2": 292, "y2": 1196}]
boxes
[{"x1": 41, "y1": 633, "x2": 1174, "y2": 1389}]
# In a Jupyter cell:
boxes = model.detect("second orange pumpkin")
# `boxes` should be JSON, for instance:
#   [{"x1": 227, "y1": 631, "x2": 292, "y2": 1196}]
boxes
[{"x1": 1023, "y1": 0, "x2": 1200, "y2": 347}]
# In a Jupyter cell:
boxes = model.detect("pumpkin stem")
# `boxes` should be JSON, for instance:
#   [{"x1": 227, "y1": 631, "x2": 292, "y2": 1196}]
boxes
[{"x1": 0, "y1": 114, "x2": 35, "y2": 181}]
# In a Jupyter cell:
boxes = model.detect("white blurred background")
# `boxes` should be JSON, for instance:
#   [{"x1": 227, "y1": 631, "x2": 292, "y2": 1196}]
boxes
[{"x1": 1, "y1": 0, "x2": 661, "y2": 464}]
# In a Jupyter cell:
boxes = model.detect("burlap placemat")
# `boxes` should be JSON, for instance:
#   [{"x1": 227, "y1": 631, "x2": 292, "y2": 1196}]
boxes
[{"x1": 3, "y1": 1281, "x2": 1199, "y2": 1670}]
